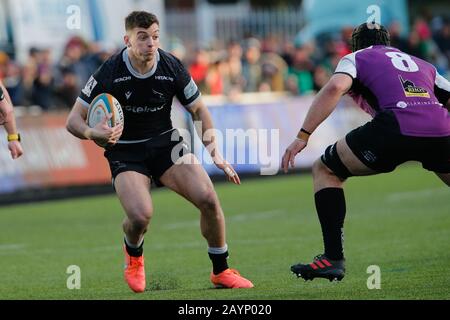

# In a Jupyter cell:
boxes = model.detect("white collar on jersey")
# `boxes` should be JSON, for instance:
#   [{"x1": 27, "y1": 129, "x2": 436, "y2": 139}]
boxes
[{"x1": 122, "y1": 49, "x2": 160, "y2": 79}]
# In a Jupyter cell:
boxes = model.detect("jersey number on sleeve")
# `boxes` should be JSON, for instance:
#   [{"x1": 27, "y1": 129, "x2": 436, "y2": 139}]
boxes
[{"x1": 385, "y1": 52, "x2": 419, "y2": 72}]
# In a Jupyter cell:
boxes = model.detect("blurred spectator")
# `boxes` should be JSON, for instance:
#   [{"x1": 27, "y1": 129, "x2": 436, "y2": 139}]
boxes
[
  {"x1": 389, "y1": 21, "x2": 408, "y2": 52},
  {"x1": 434, "y1": 19, "x2": 450, "y2": 65},
  {"x1": 21, "y1": 47, "x2": 41, "y2": 106},
  {"x1": 260, "y1": 52, "x2": 288, "y2": 92},
  {"x1": 1, "y1": 51, "x2": 24, "y2": 105},
  {"x1": 31, "y1": 48, "x2": 54, "y2": 110},
  {"x1": 226, "y1": 40, "x2": 245, "y2": 95},
  {"x1": 242, "y1": 37, "x2": 263, "y2": 92},
  {"x1": 313, "y1": 65, "x2": 332, "y2": 92},
  {"x1": 413, "y1": 17, "x2": 433, "y2": 60},
  {"x1": 1, "y1": 13, "x2": 450, "y2": 109},
  {"x1": 189, "y1": 48, "x2": 210, "y2": 93},
  {"x1": 406, "y1": 30, "x2": 424, "y2": 59},
  {"x1": 338, "y1": 26, "x2": 353, "y2": 57},
  {"x1": 59, "y1": 36, "x2": 93, "y2": 92},
  {"x1": 286, "y1": 44, "x2": 315, "y2": 95},
  {"x1": 54, "y1": 66, "x2": 79, "y2": 109},
  {"x1": 206, "y1": 58, "x2": 225, "y2": 95},
  {"x1": 0, "y1": 51, "x2": 8, "y2": 78},
  {"x1": 166, "y1": 36, "x2": 187, "y2": 62},
  {"x1": 280, "y1": 40, "x2": 295, "y2": 68}
]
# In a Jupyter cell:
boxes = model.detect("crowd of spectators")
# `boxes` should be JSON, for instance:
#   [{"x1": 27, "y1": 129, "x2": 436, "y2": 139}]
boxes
[{"x1": 0, "y1": 15, "x2": 449, "y2": 110}]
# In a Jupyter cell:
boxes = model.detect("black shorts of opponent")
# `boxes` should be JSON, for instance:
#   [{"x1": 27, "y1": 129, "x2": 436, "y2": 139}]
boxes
[{"x1": 321, "y1": 111, "x2": 450, "y2": 180}]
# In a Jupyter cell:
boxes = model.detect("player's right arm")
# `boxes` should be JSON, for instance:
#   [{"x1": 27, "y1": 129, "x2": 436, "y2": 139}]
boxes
[
  {"x1": 0, "y1": 84, "x2": 13, "y2": 125},
  {"x1": 66, "y1": 100, "x2": 122, "y2": 145},
  {"x1": 282, "y1": 73, "x2": 353, "y2": 172},
  {"x1": 0, "y1": 81, "x2": 24, "y2": 159},
  {"x1": 66, "y1": 64, "x2": 123, "y2": 145},
  {"x1": 282, "y1": 52, "x2": 357, "y2": 172}
]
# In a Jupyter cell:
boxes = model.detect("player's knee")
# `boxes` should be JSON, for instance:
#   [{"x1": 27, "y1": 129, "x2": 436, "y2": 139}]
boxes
[
  {"x1": 130, "y1": 216, "x2": 151, "y2": 231},
  {"x1": 128, "y1": 207, "x2": 153, "y2": 229},
  {"x1": 312, "y1": 158, "x2": 333, "y2": 179},
  {"x1": 198, "y1": 188, "x2": 219, "y2": 212}
]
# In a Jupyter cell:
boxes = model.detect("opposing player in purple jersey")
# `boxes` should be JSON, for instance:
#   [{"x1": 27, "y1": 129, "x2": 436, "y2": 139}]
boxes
[{"x1": 282, "y1": 23, "x2": 450, "y2": 281}]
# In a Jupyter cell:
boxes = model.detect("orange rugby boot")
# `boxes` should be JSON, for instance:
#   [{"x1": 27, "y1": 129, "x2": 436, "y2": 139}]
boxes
[
  {"x1": 210, "y1": 268, "x2": 254, "y2": 289},
  {"x1": 123, "y1": 245, "x2": 146, "y2": 293}
]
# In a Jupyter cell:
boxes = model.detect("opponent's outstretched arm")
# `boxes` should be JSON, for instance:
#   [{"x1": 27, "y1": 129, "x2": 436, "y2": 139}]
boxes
[
  {"x1": 0, "y1": 82, "x2": 23, "y2": 159},
  {"x1": 282, "y1": 73, "x2": 353, "y2": 172}
]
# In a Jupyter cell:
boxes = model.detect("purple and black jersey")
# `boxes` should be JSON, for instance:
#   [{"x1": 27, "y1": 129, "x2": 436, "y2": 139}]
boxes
[{"x1": 335, "y1": 45, "x2": 450, "y2": 137}]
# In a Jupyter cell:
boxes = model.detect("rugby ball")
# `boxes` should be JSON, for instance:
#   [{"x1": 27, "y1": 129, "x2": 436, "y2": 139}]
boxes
[{"x1": 86, "y1": 93, "x2": 124, "y2": 146}]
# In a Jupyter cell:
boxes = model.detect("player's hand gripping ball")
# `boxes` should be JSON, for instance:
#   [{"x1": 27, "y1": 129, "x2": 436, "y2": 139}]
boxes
[{"x1": 87, "y1": 93, "x2": 124, "y2": 147}]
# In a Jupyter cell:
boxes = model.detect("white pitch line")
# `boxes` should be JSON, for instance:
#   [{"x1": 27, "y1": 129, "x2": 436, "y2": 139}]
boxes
[
  {"x1": 163, "y1": 209, "x2": 284, "y2": 230},
  {"x1": 0, "y1": 244, "x2": 26, "y2": 251},
  {"x1": 386, "y1": 187, "x2": 448, "y2": 202}
]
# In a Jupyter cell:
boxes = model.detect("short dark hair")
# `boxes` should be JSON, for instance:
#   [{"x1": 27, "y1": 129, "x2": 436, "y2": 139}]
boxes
[
  {"x1": 351, "y1": 22, "x2": 390, "y2": 52},
  {"x1": 125, "y1": 11, "x2": 159, "y2": 31}
]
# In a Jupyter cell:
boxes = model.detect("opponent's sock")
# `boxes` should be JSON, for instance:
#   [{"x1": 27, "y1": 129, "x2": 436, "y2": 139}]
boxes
[
  {"x1": 208, "y1": 245, "x2": 229, "y2": 275},
  {"x1": 314, "y1": 188, "x2": 346, "y2": 261},
  {"x1": 124, "y1": 237, "x2": 144, "y2": 257}
]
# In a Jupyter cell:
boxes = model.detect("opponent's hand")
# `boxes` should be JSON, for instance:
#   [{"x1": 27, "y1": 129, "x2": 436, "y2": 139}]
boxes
[
  {"x1": 89, "y1": 114, "x2": 123, "y2": 146},
  {"x1": 8, "y1": 140, "x2": 23, "y2": 159},
  {"x1": 214, "y1": 157, "x2": 241, "y2": 185},
  {"x1": 282, "y1": 139, "x2": 307, "y2": 173}
]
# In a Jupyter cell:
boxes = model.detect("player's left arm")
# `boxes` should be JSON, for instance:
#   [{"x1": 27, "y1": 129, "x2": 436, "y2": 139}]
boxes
[
  {"x1": 174, "y1": 57, "x2": 240, "y2": 184},
  {"x1": 187, "y1": 99, "x2": 241, "y2": 185},
  {"x1": 282, "y1": 73, "x2": 353, "y2": 172},
  {"x1": 0, "y1": 82, "x2": 24, "y2": 159}
]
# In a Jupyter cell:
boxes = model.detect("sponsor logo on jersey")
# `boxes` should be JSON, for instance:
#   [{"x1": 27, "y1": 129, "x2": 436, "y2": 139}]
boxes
[
  {"x1": 125, "y1": 91, "x2": 133, "y2": 100},
  {"x1": 396, "y1": 101, "x2": 407, "y2": 109},
  {"x1": 114, "y1": 76, "x2": 132, "y2": 83},
  {"x1": 155, "y1": 75, "x2": 174, "y2": 82},
  {"x1": 362, "y1": 150, "x2": 377, "y2": 163},
  {"x1": 82, "y1": 76, "x2": 98, "y2": 97},
  {"x1": 184, "y1": 78, "x2": 198, "y2": 100},
  {"x1": 399, "y1": 75, "x2": 430, "y2": 98},
  {"x1": 152, "y1": 89, "x2": 164, "y2": 98},
  {"x1": 123, "y1": 105, "x2": 166, "y2": 113}
]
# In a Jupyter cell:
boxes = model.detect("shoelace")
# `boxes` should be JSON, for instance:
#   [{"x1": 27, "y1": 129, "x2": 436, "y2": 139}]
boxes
[
  {"x1": 128, "y1": 257, "x2": 144, "y2": 270},
  {"x1": 228, "y1": 269, "x2": 240, "y2": 276},
  {"x1": 314, "y1": 254, "x2": 326, "y2": 261}
]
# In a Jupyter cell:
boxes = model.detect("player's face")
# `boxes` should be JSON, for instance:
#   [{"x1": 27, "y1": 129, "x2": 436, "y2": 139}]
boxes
[{"x1": 126, "y1": 24, "x2": 160, "y2": 63}]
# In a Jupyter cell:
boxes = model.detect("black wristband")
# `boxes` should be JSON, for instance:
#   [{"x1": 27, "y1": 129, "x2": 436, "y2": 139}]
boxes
[
  {"x1": 300, "y1": 128, "x2": 312, "y2": 136},
  {"x1": 0, "y1": 86, "x2": 4, "y2": 101}
]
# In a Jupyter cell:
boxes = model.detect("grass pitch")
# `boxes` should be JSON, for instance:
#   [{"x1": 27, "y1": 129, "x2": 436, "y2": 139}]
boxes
[{"x1": 0, "y1": 164, "x2": 448, "y2": 300}]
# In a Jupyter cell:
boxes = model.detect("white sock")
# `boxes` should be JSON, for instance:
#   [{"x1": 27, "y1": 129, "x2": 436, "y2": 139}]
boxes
[
  {"x1": 124, "y1": 235, "x2": 144, "y2": 248},
  {"x1": 208, "y1": 244, "x2": 228, "y2": 255}
]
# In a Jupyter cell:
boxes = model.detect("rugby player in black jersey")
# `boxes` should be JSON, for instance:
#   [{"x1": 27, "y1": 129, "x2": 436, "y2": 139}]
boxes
[{"x1": 66, "y1": 11, "x2": 253, "y2": 293}]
